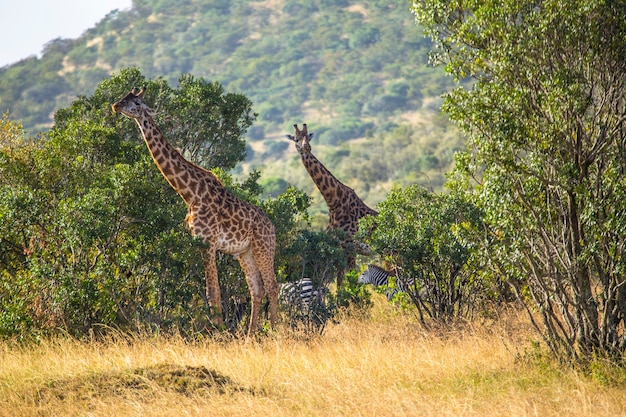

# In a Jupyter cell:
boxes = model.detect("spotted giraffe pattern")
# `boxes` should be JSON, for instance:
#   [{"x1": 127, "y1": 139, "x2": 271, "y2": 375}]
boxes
[
  {"x1": 112, "y1": 87, "x2": 278, "y2": 337},
  {"x1": 286, "y1": 124, "x2": 377, "y2": 282}
]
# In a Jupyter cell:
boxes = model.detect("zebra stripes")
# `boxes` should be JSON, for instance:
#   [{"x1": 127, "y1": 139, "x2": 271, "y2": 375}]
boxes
[
  {"x1": 358, "y1": 264, "x2": 415, "y2": 300},
  {"x1": 280, "y1": 278, "x2": 319, "y2": 310}
]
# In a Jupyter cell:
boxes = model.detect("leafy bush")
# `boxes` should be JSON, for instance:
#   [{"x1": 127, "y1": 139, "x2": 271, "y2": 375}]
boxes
[
  {"x1": 260, "y1": 176, "x2": 290, "y2": 198},
  {"x1": 358, "y1": 185, "x2": 493, "y2": 324},
  {"x1": 278, "y1": 229, "x2": 344, "y2": 333}
]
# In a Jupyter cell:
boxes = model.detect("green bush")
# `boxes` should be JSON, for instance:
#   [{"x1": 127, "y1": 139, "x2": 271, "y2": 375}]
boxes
[{"x1": 358, "y1": 185, "x2": 493, "y2": 324}]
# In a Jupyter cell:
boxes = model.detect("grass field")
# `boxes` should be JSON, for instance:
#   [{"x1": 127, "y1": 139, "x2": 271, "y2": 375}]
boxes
[{"x1": 1, "y1": 300, "x2": 625, "y2": 417}]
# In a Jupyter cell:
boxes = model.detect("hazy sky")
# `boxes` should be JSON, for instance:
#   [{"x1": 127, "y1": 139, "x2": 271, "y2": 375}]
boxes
[{"x1": 0, "y1": 0, "x2": 132, "y2": 68}]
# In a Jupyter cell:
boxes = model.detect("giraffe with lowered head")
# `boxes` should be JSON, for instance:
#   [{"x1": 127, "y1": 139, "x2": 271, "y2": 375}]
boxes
[
  {"x1": 112, "y1": 87, "x2": 278, "y2": 336},
  {"x1": 286, "y1": 124, "x2": 377, "y2": 284}
]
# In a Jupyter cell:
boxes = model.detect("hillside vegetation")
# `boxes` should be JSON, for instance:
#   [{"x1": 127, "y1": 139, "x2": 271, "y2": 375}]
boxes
[{"x1": 0, "y1": 0, "x2": 461, "y2": 209}]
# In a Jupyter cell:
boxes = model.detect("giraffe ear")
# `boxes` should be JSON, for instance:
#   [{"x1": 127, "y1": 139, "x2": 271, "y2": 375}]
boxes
[
  {"x1": 286, "y1": 134, "x2": 295, "y2": 141},
  {"x1": 308, "y1": 133, "x2": 315, "y2": 141}
]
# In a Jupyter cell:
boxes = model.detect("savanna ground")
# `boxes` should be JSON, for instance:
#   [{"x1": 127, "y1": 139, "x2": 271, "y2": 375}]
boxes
[{"x1": 1, "y1": 297, "x2": 626, "y2": 417}]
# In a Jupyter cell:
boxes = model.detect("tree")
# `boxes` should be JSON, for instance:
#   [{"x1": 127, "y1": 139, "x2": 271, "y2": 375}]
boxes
[
  {"x1": 358, "y1": 185, "x2": 488, "y2": 324},
  {"x1": 164, "y1": 74, "x2": 254, "y2": 170},
  {"x1": 66, "y1": 68, "x2": 253, "y2": 171},
  {"x1": 413, "y1": 0, "x2": 626, "y2": 361}
]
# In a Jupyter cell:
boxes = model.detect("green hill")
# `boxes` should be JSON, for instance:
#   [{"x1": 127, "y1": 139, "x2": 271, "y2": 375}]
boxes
[{"x1": 0, "y1": 0, "x2": 462, "y2": 216}]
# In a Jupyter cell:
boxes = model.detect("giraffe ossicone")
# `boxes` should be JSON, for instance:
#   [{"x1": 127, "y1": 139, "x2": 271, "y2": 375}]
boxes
[{"x1": 112, "y1": 87, "x2": 278, "y2": 337}]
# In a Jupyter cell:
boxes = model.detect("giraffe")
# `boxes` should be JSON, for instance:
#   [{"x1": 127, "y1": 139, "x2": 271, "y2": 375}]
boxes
[
  {"x1": 112, "y1": 87, "x2": 278, "y2": 337},
  {"x1": 286, "y1": 123, "x2": 377, "y2": 285}
]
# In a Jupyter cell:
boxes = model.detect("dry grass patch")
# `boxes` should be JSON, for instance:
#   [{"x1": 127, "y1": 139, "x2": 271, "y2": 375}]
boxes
[
  {"x1": 1, "y1": 307, "x2": 625, "y2": 416},
  {"x1": 35, "y1": 363, "x2": 246, "y2": 402}
]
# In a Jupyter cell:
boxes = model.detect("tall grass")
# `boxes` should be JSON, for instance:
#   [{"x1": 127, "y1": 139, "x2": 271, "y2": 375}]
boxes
[{"x1": 1, "y1": 300, "x2": 625, "y2": 417}]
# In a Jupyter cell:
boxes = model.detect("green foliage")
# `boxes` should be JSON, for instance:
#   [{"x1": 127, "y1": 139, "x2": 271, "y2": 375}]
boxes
[
  {"x1": 259, "y1": 176, "x2": 290, "y2": 198},
  {"x1": 281, "y1": 229, "x2": 347, "y2": 287},
  {"x1": 335, "y1": 269, "x2": 372, "y2": 311},
  {"x1": 165, "y1": 74, "x2": 254, "y2": 170},
  {"x1": 358, "y1": 185, "x2": 491, "y2": 324},
  {"x1": 1, "y1": 91, "x2": 202, "y2": 335},
  {"x1": 0, "y1": 70, "x2": 307, "y2": 337},
  {"x1": 414, "y1": 0, "x2": 626, "y2": 361},
  {"x1": 278, "y1": 229, "x2": 350, "y2": 334},
  {"x1": 261, "y1": 186, "x2": 312, "y2": 271}
]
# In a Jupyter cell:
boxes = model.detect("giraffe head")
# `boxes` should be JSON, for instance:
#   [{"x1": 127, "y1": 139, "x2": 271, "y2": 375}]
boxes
[
  {"x1": 286, "y1": 123, "x2": 314, "y2": 155},
  {"x1": 112, "y1": 86, "x2": 156, "y2": 119}
]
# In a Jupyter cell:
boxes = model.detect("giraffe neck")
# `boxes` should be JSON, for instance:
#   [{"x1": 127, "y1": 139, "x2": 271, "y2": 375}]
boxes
[
  {"x1": 300, "y1": 152, "x2": 345, "y2": 209},
  {"x1": 135, "y1": 113, "x2": 219, "y2": 204}
]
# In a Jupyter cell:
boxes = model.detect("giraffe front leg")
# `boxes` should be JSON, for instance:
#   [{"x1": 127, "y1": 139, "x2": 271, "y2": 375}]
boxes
[{"x1": 202, "y1": 246, "x2": 223, "y2": 327}]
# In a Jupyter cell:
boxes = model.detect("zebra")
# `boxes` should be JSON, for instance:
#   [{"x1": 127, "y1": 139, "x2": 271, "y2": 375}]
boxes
[
  {"x1": 358, "y1": 264, "x2": 416, "y2": 300},
  {"x1": 279, "y1": 278, "x2": 319, "y2": 311}
]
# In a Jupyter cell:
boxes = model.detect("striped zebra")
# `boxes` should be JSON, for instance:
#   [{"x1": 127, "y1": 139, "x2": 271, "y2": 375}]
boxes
[
  {"x1": 279, "y1": 278, "x2": 319, "y2": 311},
  {"x1": 358, "y1": 264, "x2": 415, "y2": 300}
]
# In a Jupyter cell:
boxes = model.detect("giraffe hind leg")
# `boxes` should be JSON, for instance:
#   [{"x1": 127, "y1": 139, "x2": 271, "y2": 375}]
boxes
[
  {"x1": 202, "y1": 247, "x2": 223, "y2": 327},
  {"x1": 252, "y1": 240, "x2": 278, "y2": 329},
  {"x1": 237, "y1": 250, "x2": 264, "y2": 337},
  {"x1": 258, "y1": 259, "x2": 278, "y2": 329}
]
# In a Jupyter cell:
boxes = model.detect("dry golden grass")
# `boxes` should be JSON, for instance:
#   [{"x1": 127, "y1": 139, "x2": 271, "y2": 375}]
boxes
[{"x1": 1, "y1": 300, "x2": 625, "y2": 417}]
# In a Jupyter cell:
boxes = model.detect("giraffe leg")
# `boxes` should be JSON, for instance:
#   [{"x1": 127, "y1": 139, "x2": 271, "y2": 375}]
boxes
[
  {"x1": 261, "y1": 267, "x2": 278, "y2": 330},
  {"x1": 202, "y1": 247, "x2": 223, "y2": 326},
  {"x1": 237, "y1": 250, "x2": 264, "y2": 337},
  {"x1": 252, "y1": 241, "x2": 278, "y2": 329}
]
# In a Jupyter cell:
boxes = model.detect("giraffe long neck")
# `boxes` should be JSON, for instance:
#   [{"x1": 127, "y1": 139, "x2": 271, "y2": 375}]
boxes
[
  {"x1": 300, "y1": 152, "x2": 345, "y2": 209},
  {"x1": 135, "y1": 113, "x2": 217, "y2": 204}
]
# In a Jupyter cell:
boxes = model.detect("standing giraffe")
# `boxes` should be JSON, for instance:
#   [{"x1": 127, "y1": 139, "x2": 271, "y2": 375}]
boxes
[
  {"x1": 286, "y1": 124, "x2": 377, "y2": 285},
  {"x1": 112, "y1": 87, "x2": 278, "y2": 336}
]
